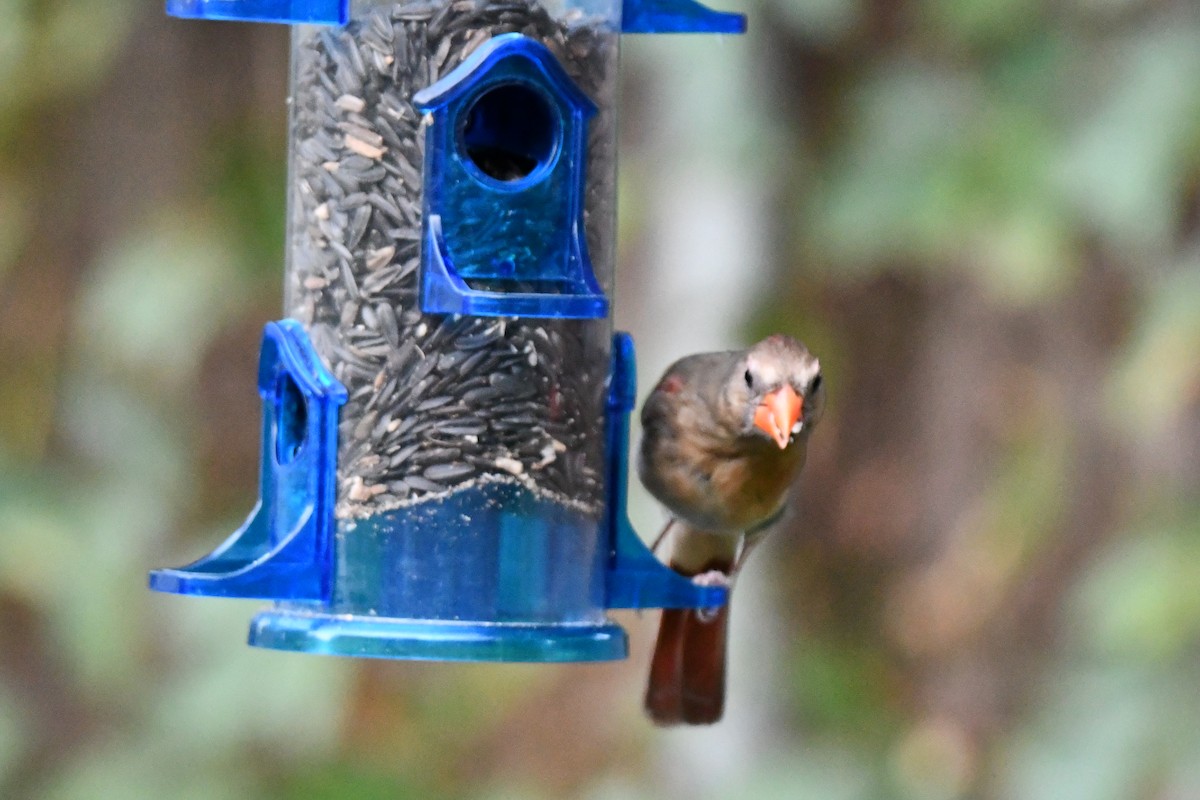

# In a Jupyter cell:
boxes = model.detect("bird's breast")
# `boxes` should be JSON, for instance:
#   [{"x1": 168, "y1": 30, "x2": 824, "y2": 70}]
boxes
[
  {"x1": 707, "y1": 445, "x2": 803, "y2": 529},
  {"x1": 642, "y1": 432, "x2": 805, "y2": 533}
]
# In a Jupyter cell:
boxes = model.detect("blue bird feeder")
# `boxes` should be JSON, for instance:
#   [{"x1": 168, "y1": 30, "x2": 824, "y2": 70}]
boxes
[{"x1": 150, "y1": 0, "x2": 745, "y2": 663}]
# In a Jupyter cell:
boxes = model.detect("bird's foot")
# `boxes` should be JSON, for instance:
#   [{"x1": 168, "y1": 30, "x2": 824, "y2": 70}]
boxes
[
  {"x1": 691, "y1": 570, "x2": 730, "y2": 589},
  {"x1": 688, "y1": 573, "x2": 730, "y2": 622}
]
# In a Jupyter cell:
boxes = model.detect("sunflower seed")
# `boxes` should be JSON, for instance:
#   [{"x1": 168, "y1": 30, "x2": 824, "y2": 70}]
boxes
[
  {"x1": 403, "y1": 475, "x2": 446, "y2": 493},
  {"x1": 423, "y1": 462, "x2": 475, "y2": 482},
  {"x1": 285, "y1": 1, "x2": 614, "y2": 515}
]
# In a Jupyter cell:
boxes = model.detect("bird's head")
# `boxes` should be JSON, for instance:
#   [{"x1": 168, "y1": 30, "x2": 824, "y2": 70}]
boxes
[{"x1": 729, "y1": 334, "x2": 823, "y2": 449}]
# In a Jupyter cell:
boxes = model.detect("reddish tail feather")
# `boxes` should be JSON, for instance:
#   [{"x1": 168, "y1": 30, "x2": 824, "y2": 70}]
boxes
[{"x1": 644, "y1": 563, "x2": 732, "y2": 726}]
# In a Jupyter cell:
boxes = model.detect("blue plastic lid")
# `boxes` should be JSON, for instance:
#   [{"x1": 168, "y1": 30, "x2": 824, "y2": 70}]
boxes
[
  {"x1": 167, "y1": 0, "x2": 744, "y2": 33},
  {"x1": 165, "y1": 0, "x2": 347, "y2": 25}
]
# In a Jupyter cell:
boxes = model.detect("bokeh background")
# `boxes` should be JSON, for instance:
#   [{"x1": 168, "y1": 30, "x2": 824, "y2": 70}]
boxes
[{"x1": 2, "y1": 0, "x2": 1200, "y2": 798}]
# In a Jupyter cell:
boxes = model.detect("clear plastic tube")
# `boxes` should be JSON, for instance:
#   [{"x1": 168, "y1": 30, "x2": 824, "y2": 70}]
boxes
[
  {"x1": 284, "y1": 0, "x2": 619, "y2": 521},
  {"x1": 261, "y1": 0, "x2": 624, "y2": 650}
]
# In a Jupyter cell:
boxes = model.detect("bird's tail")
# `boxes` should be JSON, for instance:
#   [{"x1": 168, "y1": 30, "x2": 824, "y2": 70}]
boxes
[{"x1": 644, "y1": 561, "x2": 731, "y2": 726}]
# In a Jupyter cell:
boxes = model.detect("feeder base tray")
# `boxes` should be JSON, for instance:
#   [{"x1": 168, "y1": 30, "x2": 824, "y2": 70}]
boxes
[{"x1": 248, "y1": 607, "x2": 628, "y2": 662}]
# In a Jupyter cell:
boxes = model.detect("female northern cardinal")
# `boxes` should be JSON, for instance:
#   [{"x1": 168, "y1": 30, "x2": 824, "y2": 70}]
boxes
[{"x1": 638, "y1": 334, "x2": 824, "y2": 725}]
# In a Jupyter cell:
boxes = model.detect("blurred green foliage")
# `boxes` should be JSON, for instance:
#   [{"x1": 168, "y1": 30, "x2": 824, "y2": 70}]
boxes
[{"x1": 0, "y1": 0, "x2": 1199, "y2": 798}]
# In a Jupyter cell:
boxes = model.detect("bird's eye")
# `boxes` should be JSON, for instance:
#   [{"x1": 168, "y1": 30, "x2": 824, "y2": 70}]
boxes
[
  {"x1": 809, "y1": 374, "x2": 823, "y2": 394},
  {"x1": 744, "y1": 369, "x2": 754, "y2": 389}
]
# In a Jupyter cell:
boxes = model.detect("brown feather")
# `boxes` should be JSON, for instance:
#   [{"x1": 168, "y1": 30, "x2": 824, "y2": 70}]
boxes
[
  {"x1": 644, "y1": 607, "x2": 688, "y2": 725},
  {"x1": 679, "y1": 602, "x2": 730, "y2": 724},
  {"x1": 644, "y1": 556, "x2": 733, "y2": 726}
]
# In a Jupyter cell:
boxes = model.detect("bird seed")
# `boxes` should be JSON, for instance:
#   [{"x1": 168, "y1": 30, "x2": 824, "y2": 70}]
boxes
[{"x1": 284, "y1": 0, "x2": 617, "y2": 519}]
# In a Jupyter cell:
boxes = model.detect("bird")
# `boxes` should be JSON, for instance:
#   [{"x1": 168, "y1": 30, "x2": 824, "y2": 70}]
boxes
[{"x1": 637, "y1": 334, "x2": 824, "y2": 725}]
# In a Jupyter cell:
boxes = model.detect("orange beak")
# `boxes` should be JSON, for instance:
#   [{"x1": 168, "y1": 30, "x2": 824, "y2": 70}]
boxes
[{"x1": 754, "y1": 385, "x2": 803, "y2": 449}]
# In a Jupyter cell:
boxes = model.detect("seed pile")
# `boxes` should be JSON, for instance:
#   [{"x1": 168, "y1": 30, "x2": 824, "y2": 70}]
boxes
[{"x1": 285, "y1": 1, "x2": 617, "y2": 518}]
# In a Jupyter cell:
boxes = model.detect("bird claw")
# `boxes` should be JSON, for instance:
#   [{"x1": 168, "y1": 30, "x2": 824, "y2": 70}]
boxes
[{"x1": 691, "y1": 570, "x2": 730, "y2": 589}]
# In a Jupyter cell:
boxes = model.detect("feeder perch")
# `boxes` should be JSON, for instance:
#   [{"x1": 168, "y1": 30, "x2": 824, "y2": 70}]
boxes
[{"x1": 150, "y1": 0, "x2": 744, "y2": 662}]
